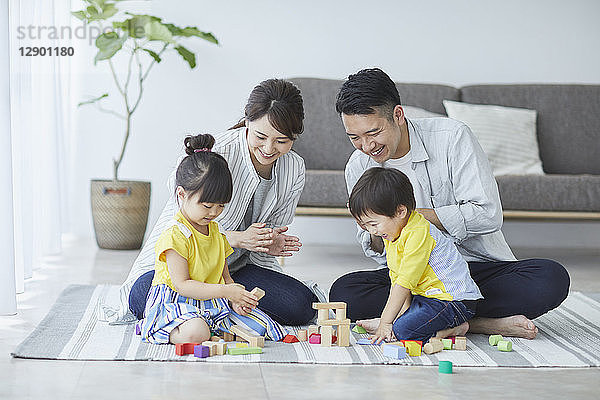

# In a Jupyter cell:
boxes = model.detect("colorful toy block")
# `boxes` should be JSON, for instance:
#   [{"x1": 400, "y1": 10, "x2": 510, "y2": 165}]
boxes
[
  {"x1": 282, "y1": 334, "x2": 299, "y2": 343},
  {"x1": 401, "y1": 341, "x2": 422, "y2": 356},
  {"x1": 230, "y1": 325, "x2": 265, "y2": 348},
  {"x1": 193, "y1": 345, "x2": 210, "y2": 358},
  {"x1": 382, "y1": 343, "x2": 407, "y2": 359},
  {"x1": 227, "y1": 346, "x2": 263, "y2": 355},
  {"x1": 250, "y1": 287, "x2": 265, "y2": 300},
  {"x1": 438, "y1": 360, "x2": 453, "y2": 374},
  {"x1": 236, "y1": 342, "x2": 249, "y2": 348},
  {"x1": 309, "y1": 334, "x2": 321, "y2": 344},
  {"x1": 135, "y1": 324, "x2": 141, "y2": 335},
  {"x1": 297, "y1": 329, "x2": 308, "y2": 342},
  {"x1": 423, "y1": 340, "x2": 443, "y2": 355},
  {"x1": 356, "y1": 338, "x2": 376, "y2": 345},
  {"x1": 489, "y1": 334, "x2": 503, "y2": 346},
  {"x1": 352, "y1": 325, "x2": 368, "y2": 334},
  {"x1": 454, "y1": 336, "x2": 467, "y2": 351},
  {"x1": 175, "y1": 342, "x2": 201, "y2": 356},
  {"x1": 498, "y1": 340, "x2": 513, "y2": 352},
  {"x1": 442, "y1": 338, "x2": 453, "y2": 350}
]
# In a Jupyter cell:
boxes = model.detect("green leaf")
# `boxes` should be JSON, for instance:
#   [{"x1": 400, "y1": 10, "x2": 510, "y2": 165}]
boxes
[
  {"x1": 113, "y1": 15, "x2": 155, "y2": 38},
  {"x1": 94, "y1": 32, "x2": 127, "y2": 63},
  {"x1": 87, "y1": 5, "x2": 100, "y2": 18},
  {"x1": 78, "y1": 93, "x2": 109, "y2": 107},
  {"x1": 177, "y1": 26, "x2": 218, "y2": 45},
  {"x1": 175, "y1": 46, "x2": 196, "y2": 68},
  {"x1": 144, "y1": 21, "x2": 175, "y2": 43},
  {"x1": 71, "y1": 10, "x2": 87, "y2": 21},
  {"x1": 142, "y1": 48, "x2": 161, "y2": 63}
]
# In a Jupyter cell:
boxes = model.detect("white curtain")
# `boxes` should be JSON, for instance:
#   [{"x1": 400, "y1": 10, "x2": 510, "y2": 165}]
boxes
[{"x1": 2, "y1": 0, "x2": 75, "y2": 309}]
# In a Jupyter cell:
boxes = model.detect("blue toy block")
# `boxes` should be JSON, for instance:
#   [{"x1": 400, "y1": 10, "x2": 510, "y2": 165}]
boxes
[
  {"x1": 193, "y1": 345, "x2": 210, "y2": 358},
  {"x1": 356, "y1": 338, "x2": 376, "y2": 345},
  {"x1": 382, "y1": 343, "x2": 407, "y2": 359}
]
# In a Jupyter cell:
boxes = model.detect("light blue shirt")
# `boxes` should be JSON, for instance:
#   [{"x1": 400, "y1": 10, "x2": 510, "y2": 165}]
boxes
[{"x1": 345, "y1": 117, "x2": 516, "y2": 265}]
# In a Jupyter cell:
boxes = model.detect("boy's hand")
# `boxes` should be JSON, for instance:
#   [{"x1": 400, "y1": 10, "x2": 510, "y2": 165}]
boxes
[
  {"x1": 370, "y1": 321, "x2": 394, "y2": 345},
  {"x1": 224, "y1": 283, "x2": 258, "y2": 310},
  {"x1": 231, "y1": 301, "x2": 251, "y2": 316}
]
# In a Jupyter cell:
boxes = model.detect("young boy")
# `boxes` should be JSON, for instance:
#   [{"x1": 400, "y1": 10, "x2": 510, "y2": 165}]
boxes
[{"x1": 348, "y1": 167, "x2": 483, "y2": 344}]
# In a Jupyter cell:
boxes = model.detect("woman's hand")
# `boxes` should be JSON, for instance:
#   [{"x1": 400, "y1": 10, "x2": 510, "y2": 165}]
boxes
[
  {"x1": 223, "y1": 283, "x2": 259, "y2": 310},
  {"x1": 370, "y1": 321, "x2": 394, "y2": 345},
  {"x1": 266, "y1": 226, "x2": 302, "y2": 256},
  {"x1": 227, "y1": 223, "x2": 274, "y2": 253}
]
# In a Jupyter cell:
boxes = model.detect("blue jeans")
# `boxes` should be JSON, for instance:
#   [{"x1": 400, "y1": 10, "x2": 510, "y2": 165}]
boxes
[
  {"x1": 392, "y1": 295, "x2": 475, "y2": 342},
  {"x1": 129, "y1": 264, "x2": 317, "y2": 326}
]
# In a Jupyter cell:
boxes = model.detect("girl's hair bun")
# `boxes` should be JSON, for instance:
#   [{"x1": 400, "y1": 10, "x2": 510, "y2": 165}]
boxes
[{"x1": 184, "y1": 134, "x2": 216, "y2": 155}]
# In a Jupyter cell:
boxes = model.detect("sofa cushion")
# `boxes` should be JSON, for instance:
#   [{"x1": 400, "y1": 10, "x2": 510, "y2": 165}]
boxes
[
  {"x1": 299, "y1": 169, "x2": 347, "y2": 207},
  {"x1": 289, "y1": 78, "x2": 460, "y2": 170},
  {"x1": 496, "y1": 174, "x2": 600, "y2": 211},
  {"x1": 461, "y1": 85, "x2": 600, "y2": 175}
]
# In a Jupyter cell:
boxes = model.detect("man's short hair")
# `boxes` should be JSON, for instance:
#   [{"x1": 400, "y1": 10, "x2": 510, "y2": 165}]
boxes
[
  {"x1": 349, "y1": 167, "x2": 416, "y2": 220},
  {"x1": 335, "y1": 68, "x2": 401, "y2": 120}
]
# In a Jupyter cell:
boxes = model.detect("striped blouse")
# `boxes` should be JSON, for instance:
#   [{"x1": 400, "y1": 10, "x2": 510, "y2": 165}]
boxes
[{"x1": 101, "y1": 127, "x2": 306, "y2": 323}]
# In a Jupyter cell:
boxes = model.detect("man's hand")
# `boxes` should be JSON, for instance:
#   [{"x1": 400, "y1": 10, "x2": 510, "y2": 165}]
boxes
[{"x1": 266, "y1": 226, "x2": 302, "y2": 256}]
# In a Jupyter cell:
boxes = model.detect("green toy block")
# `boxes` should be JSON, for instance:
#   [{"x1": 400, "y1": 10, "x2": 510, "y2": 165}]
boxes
[
  {"x1": 352, "y1": 325, "x2": 368, "y2": 334},
  {"x1": 227, "y1": 346, "x2": 263, "y2": 355},
  {"x1": 441, "y1": 338, "x2": 453, "y2": 350},
  {"x1": 497, "y1": 340, "x2": 513, "y2": 352},
  {"x1": 438, "y1": 360, "x2": 453, "y2": 374},
  {"x1": 489, "y1": 334, "x2": 504, "y2": 346}
]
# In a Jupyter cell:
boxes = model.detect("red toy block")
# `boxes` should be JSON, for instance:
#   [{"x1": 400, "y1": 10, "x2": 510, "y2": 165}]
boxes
[
  {"x1": 282, "y1": 334, "x2": 299, "y2": 343},
  {"x1": 332, "y1": 335, "x2": 337, "y2": 344},
  {"x1": 193, "y1": 344, "x2": 210, "y2": 358},
  {"x1": 309, "y1": 334, "x2": 321, "y2": 344},
  {"x1": 175, "y1": 342, "x2": 201, "y2": 356}
]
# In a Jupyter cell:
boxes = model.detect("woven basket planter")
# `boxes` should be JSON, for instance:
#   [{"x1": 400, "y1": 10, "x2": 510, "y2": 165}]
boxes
[{"x1": 90, "y1": 180, "x2": 151, "y2": 250}]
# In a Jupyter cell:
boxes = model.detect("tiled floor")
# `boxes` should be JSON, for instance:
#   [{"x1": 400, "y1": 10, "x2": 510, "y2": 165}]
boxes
[{"x1": 1, "y1": 230, "x2": 600, "y2": 399}]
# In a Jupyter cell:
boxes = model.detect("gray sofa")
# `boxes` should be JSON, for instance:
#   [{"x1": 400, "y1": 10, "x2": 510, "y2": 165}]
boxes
[{"x1": 290, "y1": 78, "x2": 600, "y2": 217}]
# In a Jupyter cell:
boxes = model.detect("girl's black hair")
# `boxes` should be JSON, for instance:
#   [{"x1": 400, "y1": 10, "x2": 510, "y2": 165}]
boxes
[
  {"x1": 348, "y1": 167, "x2": 416, "y2": 220},
  {"x1": 175, "y1": 134, "x2": 233, "y2": 203}
]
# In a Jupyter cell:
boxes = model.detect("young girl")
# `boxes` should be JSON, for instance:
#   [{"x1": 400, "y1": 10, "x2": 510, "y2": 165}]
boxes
[{"x1": 137, "y1": 134, "x2": 286, "y2": 344}]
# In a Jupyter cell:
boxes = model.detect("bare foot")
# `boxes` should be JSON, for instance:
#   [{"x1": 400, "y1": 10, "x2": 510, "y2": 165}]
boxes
[
  {"x1": 435, "y1": 321, "x2": 469, "y2": 339},
  {"x1": 468, "y1": 315, "x2": 538, "y2": 339},
  {"x1": 356, "y1": 318, "x2": 380, "y2": 334}
]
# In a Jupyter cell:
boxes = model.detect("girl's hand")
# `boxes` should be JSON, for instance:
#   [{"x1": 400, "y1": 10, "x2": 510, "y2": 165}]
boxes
[
  {"x1": 370, "y1": 321, "x2": 394, "y2": 345},
  {"x1": 232, "y1": 223, "x2": 274, "y2": 253},
  {"x1": 231, "y1": 301, "x2": 251, "y2": 316},
  {"x1": 266, "y1": 226, "x2": 302, "y2": 256},
  {"x1": 224, "y1": 283, "x2": 259, "y2": 310}
]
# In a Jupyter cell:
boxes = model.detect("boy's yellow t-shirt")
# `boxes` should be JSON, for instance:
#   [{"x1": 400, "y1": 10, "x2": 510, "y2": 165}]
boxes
[
  {"x1": 151, "y1": 211, "x2": 234, "y2": 291},
  {"x1": 384, "y1": 211, "x2": 482, "y2": 302}
]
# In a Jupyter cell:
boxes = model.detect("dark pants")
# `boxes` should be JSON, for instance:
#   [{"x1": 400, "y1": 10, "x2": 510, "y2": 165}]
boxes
[
  {"x1": 129, "y1": 264, "x2": 317, "y2": 326},
  {"x1": 392, "y1": 296, "x2": 475, "y2": 342},
  {"x1": 329, "y1": 259, "x2": 570, "y2": 321}
]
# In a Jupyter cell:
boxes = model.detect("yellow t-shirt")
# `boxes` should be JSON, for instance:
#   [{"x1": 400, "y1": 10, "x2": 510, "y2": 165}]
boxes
[
  {"x1": 384, "y1": 211, "x2": 482, "y2": 302},
  {"x1": 151, "y1": 211, "x2": 234, "y2": 291}
]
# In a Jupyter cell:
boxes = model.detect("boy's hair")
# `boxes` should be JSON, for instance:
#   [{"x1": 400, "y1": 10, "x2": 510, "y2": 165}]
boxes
[
  {"x1": 176, "y1": 134, "x2": 233, "y2": 203},
  {"x1": 348, "y1": 167, "x2": 416, "y2": 220},
  {"x1": 335, "y1": 68, "x2": 401, "y2": 121}
]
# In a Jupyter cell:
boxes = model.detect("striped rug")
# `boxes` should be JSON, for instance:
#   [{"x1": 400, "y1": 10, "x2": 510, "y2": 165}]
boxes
[{"x1": 11, "y1": 284, "x2": 600, "y2": 367}]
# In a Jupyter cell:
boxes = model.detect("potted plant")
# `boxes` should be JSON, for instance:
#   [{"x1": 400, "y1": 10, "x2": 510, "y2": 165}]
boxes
[{"x1": 73, "y1": 0, "x2": 218, "y2": 249}]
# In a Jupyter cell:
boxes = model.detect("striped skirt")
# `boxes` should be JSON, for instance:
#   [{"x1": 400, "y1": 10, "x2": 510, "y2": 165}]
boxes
[{"x1": 137, "y1": 284, "x2": 287, "y2": 344}]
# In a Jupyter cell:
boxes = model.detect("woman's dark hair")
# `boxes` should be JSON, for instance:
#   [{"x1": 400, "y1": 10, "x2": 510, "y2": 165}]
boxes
[
  {"x1": 230, "y1": 79, "x2": 304, "y2": 140},
  {"x1": 175, "y1": 134, "x2": 233, "y2": 204},
  {"x1": 348, "y1": 167, "x2": 416, "y2": 220},
  {"x1": 335, "y1": 68, "x2": 401, "y2": 120}
]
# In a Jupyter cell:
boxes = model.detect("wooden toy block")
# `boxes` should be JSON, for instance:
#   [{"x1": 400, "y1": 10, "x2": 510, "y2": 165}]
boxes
[
  {"x1": 489, "y1": 334, "x2": 503, "y2": 346},
  {"x1": 216, "y1": 342, "x2": 227, "y2": 355},
  {"x1": 317, "y1": 309, "x2": 329, "y2": 322},
  {"x1": 454, "y1": 336, "x2": 467, "y2": 351},
  {"x1": 317, "y1": 318, "x2": 351, "y2": 326},
  {"x1": 307, "y1": 325, "x2": 319, "y2": 337},
  {"x1": 282, "y1": 334, "x2": 299, "y2": 343},
  {"x1": 382, "y1": 343, "x2": 407, "y2": 359},
  {"x1": 442, "y1": 338, "x2": 453, "y2": 350},
  {"x1": 223, "y1": 332, "x2": 235, "y2": 342},
  {"x1": 312, "y1": 302, "x2": 347, "y2": 310},
  {"x1": 352, "y1": 325, "x2": 368, "y2": 334},
  {"x1": 428, "y1": 337, "x2": 443, "y2": 345},
  {"x1": 356, "y1": 338, "x2": 376, "y2": 345},
  {"x1": 497, "y1": 340, "x2": 513, "y2": 352},
  {"x1": 297, "y1": 329, "x2": 308, "y2": 341},
  {"x1": 308, "y1": 334, "x2": 321, "y2": 344},
  {"x1": 250, "y1": 287, "x2": 265, "y2": 300},
  {"x1": 210, "y1": 335, "x2": 222, "y2": 342},
  {"x1": 193, "y1": 345, "x2": 210, "y2": 358},
  {"x1": 227, "y1": 346, "x2": 263, "y2": 355},
  {"x1": 337, "y1": 324, "x2": 350, "y2": 347},
  {"x1": 175, "y1": 342, "x2": 200, "y2": 356},
  {"x1": 336, "y1": 308, "x2": 347, "y2": 320},
  {"x1": 202, "y1": 341, "x2": 219, "y2": 356},
  {"x1": 402, "y1": 341, "x2": 422, "y2": 356},
  {"x1": 230, "y1": 325, "x2": 265, "y2": 348},
  {"x1": 423, "y1": 340, "x2": 443, "y2": 354},
  {"x1": 320, "y1": 326, "x2": 333, "y2": 347},
  {"x1": 438, "y1": 360, "x2": 453, "y2": 374}
]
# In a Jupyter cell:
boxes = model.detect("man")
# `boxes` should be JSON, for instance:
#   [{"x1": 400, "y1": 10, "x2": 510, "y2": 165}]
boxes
[{"x1": 329, "y1": 68, "x2": 569, "y2": 338}]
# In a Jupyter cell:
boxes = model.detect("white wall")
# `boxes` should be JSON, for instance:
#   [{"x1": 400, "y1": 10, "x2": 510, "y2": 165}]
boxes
[{"x1": 70, "y1": 0, "x2": 600, "y2": 239}]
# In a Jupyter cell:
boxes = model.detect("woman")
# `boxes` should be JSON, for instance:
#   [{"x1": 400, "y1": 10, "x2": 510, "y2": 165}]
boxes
[{"x1": 104, "y1": 79, "x2": 317, "y2": 326}]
